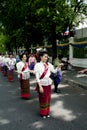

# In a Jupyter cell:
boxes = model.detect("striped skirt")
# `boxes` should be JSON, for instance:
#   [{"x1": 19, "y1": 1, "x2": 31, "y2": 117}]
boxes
[
  {"x1": 38, "y1": 85, "x2": 51, "y2": 116},
  {"x1": 20, "y1": 79, "x2": 30, "y2": 99},
  {"x1": 7, "y1": 69, "x2": 14, "y2": 81}
]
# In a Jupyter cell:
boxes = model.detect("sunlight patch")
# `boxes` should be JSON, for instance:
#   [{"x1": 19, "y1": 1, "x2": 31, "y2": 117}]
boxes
[
  {"x1": 76, "y1": 74, "x2": 87, "y2": 78},
  {"x1": 0, "y1": 118, "x2": 10, "y2": 125},
  {"x1": 32, "y1": 121, "x2": 44, "y2": 129},
  {"x1": 8, "y1": 108, "x2": 16, "y2": 112},
  {"x1": 51, "y1": 101, "x2": 77, "y2": 121},
  {"x1": 59, "y1": 84, "x2": 69, "y2": 88}
]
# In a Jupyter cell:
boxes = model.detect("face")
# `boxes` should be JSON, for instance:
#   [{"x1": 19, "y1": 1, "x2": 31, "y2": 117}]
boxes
[
  {"x1": 10, "y1": 54, "x2": 13, "y2": 58},
  {"x1": 22, "y1": 54, "x2": 27, "y2": 62},
  {"x1": 41, "y1": 54, "x2": 48, "y2": 63}
]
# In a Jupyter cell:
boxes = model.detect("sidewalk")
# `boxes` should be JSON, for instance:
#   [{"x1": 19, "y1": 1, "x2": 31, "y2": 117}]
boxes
[{"x1": 62, "y1": 67, "x2": 87, "y2": 90}]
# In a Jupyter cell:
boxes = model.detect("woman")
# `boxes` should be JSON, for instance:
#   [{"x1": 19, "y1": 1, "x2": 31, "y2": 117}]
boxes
[
  {"x1": 28, "y1": 53, "x2": 37, "y2": 70},
  {"x1": 52, "y1": 55, "x2": 63, "y2": 93},
  {"x1": 34, "y1": 51, "x2": 61, "y2": 118},
  {"x1": 16, "y1": 53, "x2": 34, "y2": 99},
  {"x1": 7, "y1": 54, "x2": 16, "y2": 81}
]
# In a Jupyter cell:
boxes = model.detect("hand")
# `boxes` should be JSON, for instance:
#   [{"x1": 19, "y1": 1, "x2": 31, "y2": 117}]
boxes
[
  {"x1": 21, "y1": 72, "x2": 24, "y2": 75},
  {"x1": 59, "y1": 63, "x2": 64, "y2": 67},
  {"x1": 39, "y1": 86, "x2": 44, "y2": 93},
  {"x1": 32, "y1": 71, "x2": 35, "y2": 74},
  {"x1": 57, "y1": 63, "x2": 64, "y2": 69}
]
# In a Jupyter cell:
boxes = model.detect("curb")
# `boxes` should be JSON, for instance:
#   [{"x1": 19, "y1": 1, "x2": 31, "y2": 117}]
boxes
[{"x1": 62, "y1": 77, "x2": 87, "y2": 90}]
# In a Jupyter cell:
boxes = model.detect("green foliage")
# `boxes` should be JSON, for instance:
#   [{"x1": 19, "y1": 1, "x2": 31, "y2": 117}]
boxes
[
  {"x1": 73, "y1": 47, "x2": 87, "y2": 58},
  {"x1": 0, "y1": 32, "x2": 7, "y2": 52},
  {"x1": 0, "y1": 0, "x2": 87, "y2": 56}
]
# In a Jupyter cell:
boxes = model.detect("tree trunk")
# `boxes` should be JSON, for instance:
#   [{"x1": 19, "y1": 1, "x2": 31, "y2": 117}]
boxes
[{"x1": 50, "y1": 24, "x2": 57, "y2": 61}]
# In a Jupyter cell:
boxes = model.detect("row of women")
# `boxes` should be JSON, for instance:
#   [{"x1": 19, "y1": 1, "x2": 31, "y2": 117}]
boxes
[
  {"x1": 0, "y1": 53, "x2": 16, "y2": 81},
  {"x1": 0, "y1": 51, "x2": 63, "y2": 119}
]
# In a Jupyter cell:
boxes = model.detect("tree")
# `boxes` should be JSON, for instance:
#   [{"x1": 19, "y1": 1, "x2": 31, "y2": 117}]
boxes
[{"x1": 0, "y1": 0, "x2": 87, "y2": 57}]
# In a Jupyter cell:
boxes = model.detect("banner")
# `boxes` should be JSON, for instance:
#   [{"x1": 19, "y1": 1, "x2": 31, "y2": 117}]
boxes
[
  {"x1": 57, "y1": 44, "x2": 69, "y2": 49},
  {"x1": 70, "y1": 41, "x2": 87, "y2": 48}
]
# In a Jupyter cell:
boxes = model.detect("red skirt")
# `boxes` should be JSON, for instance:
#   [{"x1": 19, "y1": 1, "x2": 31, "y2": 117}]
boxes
[
  {"x1": 7, "y1": 69, "x2": 14, "y2": 81},
  {"x1": 38, "y1": 85, "x2": 51, "y2": 116},
  {"x1": 1, "y1": 66, "x2": 4, "y2": 73},
  {"x1": 20, "y1": 79, "x2": 30, "y2": 99}
]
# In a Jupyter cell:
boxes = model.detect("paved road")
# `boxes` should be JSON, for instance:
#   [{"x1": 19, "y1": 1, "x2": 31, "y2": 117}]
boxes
[
  {"x1": 0, "y1": 71, "x2": 87, "y2": 130},
  {"x1": 62, "y1": 67, "x2": 87, "y2": 89}
]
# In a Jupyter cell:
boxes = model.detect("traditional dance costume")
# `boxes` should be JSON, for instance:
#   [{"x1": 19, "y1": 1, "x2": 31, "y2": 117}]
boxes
[
  {"x1": 0, "y1": 56, "x2": 4, "y2": 73},
  {"x1": 34, "y1": 61, "x2": 57, "y2": 117},
  {"x1": 7, "y1": 57, "x2": 16, "y2": 81},
  {"x1": 16, "y1": 61, "x2": 30, "y2": 99},
  {"x1": 28, "y1": 55, "x2": 37, "y2": 70},
  {"x1": 3, "y1": 56, "x2": 9, "y2": 76}
]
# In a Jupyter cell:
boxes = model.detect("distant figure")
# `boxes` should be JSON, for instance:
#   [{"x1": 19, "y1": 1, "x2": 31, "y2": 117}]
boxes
[
  {"x1": 66, "y1": 56, "x2": 72, "y2": 70},
  {"x1": 28, "y1": 54, "x2": 37, "y2": 70},
  {"x1": 78, "y1": 68, "x2": 87, "y2": 74},
  {"x1": 16, "y1": 53, "x2": 34, "y2": 99},
  {"x1": 7, "y1": 54, "x2": 16, "y2": 81},
  {"x1": 15, "y1": 53, "x2": 20, "y2": 63},
  {"x1": 52, "y1": 55, "x2": 63, "y2": 93}
]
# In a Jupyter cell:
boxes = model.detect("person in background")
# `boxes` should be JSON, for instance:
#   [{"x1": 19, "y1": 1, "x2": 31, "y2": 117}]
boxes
[
  {"x1": 66, "y1": 56, "x2": 72, "y2": 70},
  {"x1": 7, "y1": 53, "x2": 16, "y2": 81},
  {"x1": 16, "y1": 53, "x2": 34, "y2": 99},
  {"x1": 34, "y1": 51, "x2": 61, "y2": 118},
  {"x1": 78, "y1": 68, "x2": 87, "y2": 74},
  {"x1": 0, "y1": 53, "x2": 4, "y2": 73},
  {"x1": 15, "y1": 53, "x2": 20, "y2": 63},
  {"x1": 28, "y1": 53, "x2": 37, "y2": 70},
  {"x1": 52, "y1": 55, "x2": 64, "y2": 93}
]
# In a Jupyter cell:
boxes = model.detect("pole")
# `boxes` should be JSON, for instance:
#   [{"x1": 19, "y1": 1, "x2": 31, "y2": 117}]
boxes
[{"x1": 56, "y1": 39, "x2": 59, "y2": 58}]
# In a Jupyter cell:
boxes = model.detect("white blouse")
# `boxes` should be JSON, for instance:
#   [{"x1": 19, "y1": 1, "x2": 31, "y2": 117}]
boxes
[
  {"x1": 16, "y1": 61, "x2": 30, "y2": 79},
  {"x1": 8, "y1": 58, "x2": 16, "y2": 70},
  {"x1": 34, "y1": 61, "x2": 58, "y2": 86}
]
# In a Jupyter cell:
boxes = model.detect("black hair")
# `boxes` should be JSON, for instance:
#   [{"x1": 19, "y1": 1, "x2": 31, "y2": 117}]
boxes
[
  {"x1": 39, "y1": 51, "x2": 48, "y2": 57},
  {"x1": 38, "y1": 51, "x2": 48, "y2": 61},
  {"x1": 58, "y1": 54, "x2": 63, "y2": 60},
  {"x1": 20, "y1": 53, "x2": 26, "y2": 60}
]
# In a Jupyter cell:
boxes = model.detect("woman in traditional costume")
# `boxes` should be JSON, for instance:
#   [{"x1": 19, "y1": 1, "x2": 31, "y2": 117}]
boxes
[
  {"x1": 28, "y1": 53, "x2": 37, "y2": 70},
  {"x1": 52, "y1": 56, "x2": 63, "y2": 93},
  {"x1": 7, "y1": 54, "x2": 16, "y2": 81},
  {"x1": 16, "y1": 53, "x2": 34, "y2": 99},
  {"x1": 0, "y1": 53, "x2": 4, "y2": 73},
  {"x1": 34, "y1": 51, "x2": 61, "y2": 118}
]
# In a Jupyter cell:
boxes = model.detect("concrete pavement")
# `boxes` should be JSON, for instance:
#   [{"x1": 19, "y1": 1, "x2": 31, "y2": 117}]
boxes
[
  {"x1": 0, "y1": 69, "x2": 87, "y2": 130},
  {"x1": 62, "y1": 67, "x2": 87, "y2": 90}
]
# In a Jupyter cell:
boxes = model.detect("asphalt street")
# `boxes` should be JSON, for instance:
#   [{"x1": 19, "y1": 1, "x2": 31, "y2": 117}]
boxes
[{"x1": 0, "y1": 71, "x2": 87, "y2": 130}]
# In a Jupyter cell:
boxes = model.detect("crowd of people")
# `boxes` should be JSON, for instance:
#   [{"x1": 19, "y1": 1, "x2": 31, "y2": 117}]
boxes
[
  {"x1": 0, "y1": 53, "x2": 16, "y2": 81},
  {"x1": 0, "y1": 50, "x2": 70, "y2": 119},
  {"x1": 0, "y1": 50, "x2": 69, "y2": 118}
]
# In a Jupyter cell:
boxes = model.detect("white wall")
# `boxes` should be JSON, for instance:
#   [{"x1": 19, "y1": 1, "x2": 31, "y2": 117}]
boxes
[
  {"x1": 71, "y1": 58, "x2": 87, "y2": 68},
  {"x1": 63, "y1": 57, "x2": 87, "y2": 68},
  {"x1": 76, "y1": 27, "x2": 87, "y2": 39}
]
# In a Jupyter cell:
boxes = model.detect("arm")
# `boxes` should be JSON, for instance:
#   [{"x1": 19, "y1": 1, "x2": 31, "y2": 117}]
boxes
[
  {"x1": 49, "y1": 62, "x2": 64, "y2": 73},
  {"x1": 16, "y1": 62, "x2": 23, "y2": 74},
  {"x1": 34, "y1": 63, "x2": 43, "y2": 93},
  {"x1": 79, "y1": 68, "x2": 87, "y2": 74}
]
